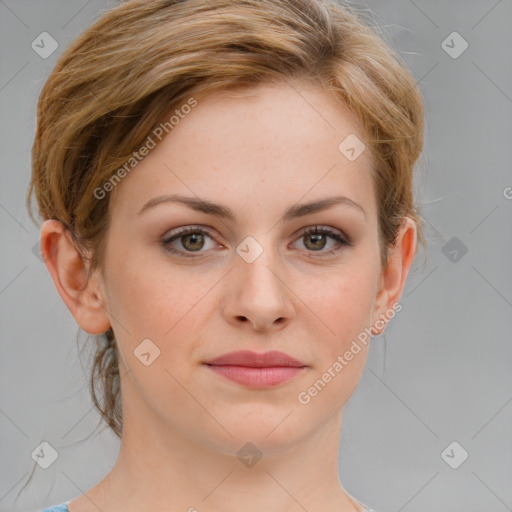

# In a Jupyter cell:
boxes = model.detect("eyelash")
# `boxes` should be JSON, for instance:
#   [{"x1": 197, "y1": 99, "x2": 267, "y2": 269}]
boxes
[{"x1": 160, "y1": 225, "x2": 352, "y2": 259}]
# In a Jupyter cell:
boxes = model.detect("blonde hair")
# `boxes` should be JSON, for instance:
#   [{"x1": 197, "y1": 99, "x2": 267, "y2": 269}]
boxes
[{"x1": 27, "y1": 0, "x2": 426, "y2": 439}]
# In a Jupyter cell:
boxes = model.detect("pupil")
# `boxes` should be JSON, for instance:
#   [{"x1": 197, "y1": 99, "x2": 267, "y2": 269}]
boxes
[
  {"x1": 184, "y1": 233, "x2": 203, "y2": 251},
  {"x1": 307, "y1": 234, "x2": 325, "y2": 250}
]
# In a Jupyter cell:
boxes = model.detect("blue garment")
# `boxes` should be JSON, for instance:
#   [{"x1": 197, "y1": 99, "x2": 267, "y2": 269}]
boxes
[
  {"x1": 40, "y1": 504, "x2": 69, "y2": 512},
  {"x1": 39, "y1": 500, "x2": 375, "y2": 512}
]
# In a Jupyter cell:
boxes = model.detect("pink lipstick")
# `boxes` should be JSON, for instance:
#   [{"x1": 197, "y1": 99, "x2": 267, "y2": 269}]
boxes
[{"x1": 203, "y1": 350, "x2": 307, "y2": 388}]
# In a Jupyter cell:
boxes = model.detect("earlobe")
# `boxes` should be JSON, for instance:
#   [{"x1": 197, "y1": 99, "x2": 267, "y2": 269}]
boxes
[
  {"x1": 40, "y1": 219, "x2": 111, "y2": 335},
  {"x1": 371, "y1": 217, "x2": 417, "y2": 335}
]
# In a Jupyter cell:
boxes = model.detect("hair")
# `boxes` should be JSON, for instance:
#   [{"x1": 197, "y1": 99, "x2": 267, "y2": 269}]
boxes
[{"x1": 27, "y1": 0, "x2": 427, "y2": 441}]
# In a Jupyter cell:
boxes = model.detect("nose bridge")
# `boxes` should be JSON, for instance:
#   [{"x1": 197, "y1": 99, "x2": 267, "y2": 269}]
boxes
[
  {"x1": 235, "y1": 232, "x2": 283, "y2": 298},
  {"x1": 226, "y1": 231, "x2": 293, "y2": 330}
]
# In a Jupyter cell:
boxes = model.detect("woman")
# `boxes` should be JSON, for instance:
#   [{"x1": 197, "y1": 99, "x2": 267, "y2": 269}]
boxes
[{"x1": 28, "y1": 0, "x2": 426, "y2": 510}]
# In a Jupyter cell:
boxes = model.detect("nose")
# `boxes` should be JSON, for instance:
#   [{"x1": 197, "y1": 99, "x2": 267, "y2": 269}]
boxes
[{"x1": 222, "y1": 244, "x2": 295, "y2": 332}]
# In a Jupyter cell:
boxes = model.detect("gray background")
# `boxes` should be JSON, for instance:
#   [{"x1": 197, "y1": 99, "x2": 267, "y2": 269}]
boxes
[{"x1": 1, "y1": 1, "x2": 511, "y2": 511}]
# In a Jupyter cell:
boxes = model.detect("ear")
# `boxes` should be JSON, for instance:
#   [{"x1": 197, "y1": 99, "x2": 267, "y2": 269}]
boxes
[
  {"x1": 370, "y1": 217, "x2": 417, "y2": 335},
  {"x1": 40, "y1": 219, "x2": 111, "y2": 335}
]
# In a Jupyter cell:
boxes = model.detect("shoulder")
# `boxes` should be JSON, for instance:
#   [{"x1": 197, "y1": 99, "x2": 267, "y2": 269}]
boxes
[
  {"x1": 39, "y1": 503, "x2": 69, "y2": 512},
  {"x1": 358, "y1": 503, "x2": 379, "y2": 512}
]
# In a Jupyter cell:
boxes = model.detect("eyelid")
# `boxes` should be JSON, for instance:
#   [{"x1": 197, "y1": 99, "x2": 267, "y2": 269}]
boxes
[
  {"x1": 296, "y1": 225, "x2": 350, "y2": 243},
  {"x1": 160, "y1": 225, "x2": 220, "y2": 258},
  {"x1": 160, "y1": 224, "x2": 351, "y2": 258}
]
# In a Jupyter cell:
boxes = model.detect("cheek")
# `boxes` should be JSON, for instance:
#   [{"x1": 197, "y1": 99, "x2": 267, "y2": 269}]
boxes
[
  {"x1": 104, "y1": 252, "x2": 218, "y2": 354},
  {"x1": 307, "y1": 263, "x2": 379, "y2": 346},
  {"x1": 294, "y1": 269, "x2": 376, "y2": 414}
]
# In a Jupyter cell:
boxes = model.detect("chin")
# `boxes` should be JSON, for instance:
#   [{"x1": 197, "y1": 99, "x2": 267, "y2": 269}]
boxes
[{"x1": 195, "y1": 413, "x2": 315, "y2": 458}]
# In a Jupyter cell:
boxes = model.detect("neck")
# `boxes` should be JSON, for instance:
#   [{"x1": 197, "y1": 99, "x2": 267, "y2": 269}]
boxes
[{"x1": 78, "y1": 368, "x2": 363, "y2": 512}]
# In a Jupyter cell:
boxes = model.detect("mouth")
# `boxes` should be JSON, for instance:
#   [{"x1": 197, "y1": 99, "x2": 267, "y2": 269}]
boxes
[{"x1": 203, "y1": 350, "x2": 308, "y2": 389}]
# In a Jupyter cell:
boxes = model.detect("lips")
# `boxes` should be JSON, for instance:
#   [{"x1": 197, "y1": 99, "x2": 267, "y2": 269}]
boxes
[
  {"x1": 203, "y1": 350, "x2": 306, "y2": 368},
  {"x1": 203, "y1": 350, "x2": 307, "y2": 388}
]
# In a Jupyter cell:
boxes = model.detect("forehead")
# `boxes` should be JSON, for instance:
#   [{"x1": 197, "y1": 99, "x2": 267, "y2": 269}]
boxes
[{"x1": 109, "y1": 80, "x2": 376, "y2": 222}]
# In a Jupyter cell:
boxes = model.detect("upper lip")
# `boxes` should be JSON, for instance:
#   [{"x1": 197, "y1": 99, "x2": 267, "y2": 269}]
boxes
[{"x1": 203, "y1": 350, "x2": 307, "y2": 368}]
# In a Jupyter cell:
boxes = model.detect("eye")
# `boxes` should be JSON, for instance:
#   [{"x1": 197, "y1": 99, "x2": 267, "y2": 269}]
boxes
[
  {"x1": 292, "y1": 226, "x2": 351, "y2": 257},
  {"x1": 161, "y1": 226, "x2": 218, "y2": 258},
  {"x1": 161, "y1": 224, "x2": 351, "y2": 259}
]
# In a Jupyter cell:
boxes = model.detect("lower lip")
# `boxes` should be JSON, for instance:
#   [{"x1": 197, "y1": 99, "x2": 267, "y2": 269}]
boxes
[{"x1": 204, "y1": 364, "x2": 306, "y2": 388}]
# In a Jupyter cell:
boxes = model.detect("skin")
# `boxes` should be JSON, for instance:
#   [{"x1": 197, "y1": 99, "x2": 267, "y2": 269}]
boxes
[{"x1": 41, "y1": 80, "x2": 417, "y2": 512}]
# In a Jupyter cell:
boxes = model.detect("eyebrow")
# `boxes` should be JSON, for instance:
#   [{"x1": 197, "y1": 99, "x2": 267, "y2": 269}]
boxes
[{"x1": 138, "y1": 193, "x2": 366, "y2": 221}]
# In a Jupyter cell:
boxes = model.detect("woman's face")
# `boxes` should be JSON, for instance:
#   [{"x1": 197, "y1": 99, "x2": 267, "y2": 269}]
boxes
[{"x1": 84, "y1": 81, "x2": 412, "y2": 455}]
